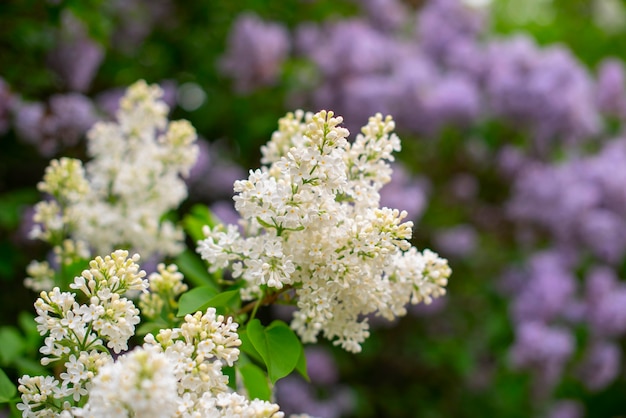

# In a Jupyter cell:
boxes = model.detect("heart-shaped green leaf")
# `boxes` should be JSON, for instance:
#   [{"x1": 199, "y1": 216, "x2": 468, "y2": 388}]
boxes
[{"x1": 247, "y1": 319, "x2": 303, "y2": 383}]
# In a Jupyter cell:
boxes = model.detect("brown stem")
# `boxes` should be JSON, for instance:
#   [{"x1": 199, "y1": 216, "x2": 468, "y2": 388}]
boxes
[{"x1": 237, "y1": 285, "x2": 294, "y2": 317}]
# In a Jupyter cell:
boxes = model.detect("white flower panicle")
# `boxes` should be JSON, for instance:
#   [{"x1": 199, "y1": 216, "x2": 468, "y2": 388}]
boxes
[
  {"x1": 24, "y1": 260, "x2": 56, "y2": 293},
  {"x1": 18, "y1": 251, "x2": 146, "y2": 417},
  {"x1": 37, "y1": 157, "x2": 90, "y2": 204},
  {"x1": 139, "y1": 262, "x2": 189, "y2": 319},
  {"x1": 198, "y1": 110, "x2": 451, "y2": 353},
  {"x1": 18, "y1": 252, "x2": 286, "y2": 418},
  {"x1": 28, "y1": 80, "x2": 199, "y2": 292},
  {"x1": 138, "y1": 308, "x2": 284, "y2": 417},
  {"x1": 78, "y1": 346, "x2": 179, "y2": 418}
]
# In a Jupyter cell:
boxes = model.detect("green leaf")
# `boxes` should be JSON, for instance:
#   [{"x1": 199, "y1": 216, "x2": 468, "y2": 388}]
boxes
[
  {"x1": 239, "y1": 363, "x2": 271, "y2": 401},
  {"x1": 174, "y1": 250, "x2": 219, "y2": 290},
  {"x1": 238, "y1": 329, "x2": 264, "y2": 365},
  {"x1": 205, "y1": 289, "x2": 240, "y2": 310},
  {"x1": 177, "y1": 288, "x2": 241, "y2": 317},
  {"x1": 0, "y1": 368, "x2": 17, "y2": 403},
  {"x1": 295, "y1": 346, "x2": 309, "y2": 381},
  {"x1": 177, "y1": 286, "x2": 218, "y2": 317},
  {"x1": 247, "y1": 319, "x2": 303, "y2": 383},
  {"x1": 13, "y1": 357, "x2": 47, "y2": 377},
  {"x1": 0, "y1": 327, "x2": 24, "y2": 365}
]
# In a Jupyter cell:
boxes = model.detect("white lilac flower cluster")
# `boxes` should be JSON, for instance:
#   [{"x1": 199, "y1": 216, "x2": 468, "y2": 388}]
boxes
[
  {"x1": 18, "y1": 250, "x2": 147, "y2": 416},
  {"x1": 17, "y1": 250, "x2": 286, "y2": 418},
  {"x1": 138, "y1": 263, "x2": 189, "y2": 320},
  {"x1": 28, "y1": 80, "x2": 198, "y2": 291},
  {"x1": 198, "y1": 110, "x2": 451, "y2": 353}
]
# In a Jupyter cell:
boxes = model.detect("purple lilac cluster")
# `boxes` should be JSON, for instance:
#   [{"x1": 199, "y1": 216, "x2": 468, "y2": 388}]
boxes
[
  {"x1": 218, "y1": 12, "x2": 290, "y2": 94},
  {"x1": 219, "y1": 0, "x2": 603, "y2": 156},
  {"x1": 508, "y1": 138, "x2": 626, "y2": 264},
  {"x1": 504, "y1": 139, "x2": 626, "y2": 394}
]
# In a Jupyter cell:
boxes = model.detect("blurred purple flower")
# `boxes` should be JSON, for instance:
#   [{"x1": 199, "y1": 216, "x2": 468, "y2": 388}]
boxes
[
  {"x1": 508, "y1": 138, "x2": 626, "y2": 262},
  {"x1": 586, "y1": 268, "x2": 626, "y2": 337},
  {"x1": 109, "y1": 0, "x2": 173, "y2": 53},
  {"x1": 485, "y1": 35, "x2": 600, "y2": 153},
  {"x1": 510, "y1": 321, "x2": 575, "y2": 389},
  {"x1": 596, "y1": 58, "x2": 626, "y2": 117},
  {"x1": 421, "y1": 74, "x2": 481, "y2": 133},
  {"x1": 13, "y1": 93, "x2": 97, "y2": 156},
  {"x1": 359, "y1": 0, "x2": 409, "y2": 31},
  {"x1": 0, "y1": 78, "x2": 15, "y2": 135},
  {"x1": 433, "y1": 224, "x2": 478, "y2": 258},
  {"x1": 448, "y1": 173, "x2": 479, "y2": 201},
  {"x1": 275, "y1": 375, "x2": 355, "y2": 418},
  {"x1": 47, "y1": 12, "x2": 104, "y2": 92},
  {"x1": 220, "y1": 13, "x2": 290, "y2": 94},
  {"x1": 511, "y1": 252, "x2": 576, "y2": 323},
  {"x1": 209, "y1": 201, "x2": 240, "y2": 227},
  {"x1": 304, "y1": 346, "x2": 339, "y2": 385},
  {"x1": 379, "y1": 163, "x2": 429, "y2": 222},
  {"x1": 577, "y1": 340, "x2": 621, "y2": 391},
  {"x1": 547, "y1": 400, "x2": 584, "y2": 418},
  {"x1": 417, "y1": 0, "x2": 487, "y2": 66}
]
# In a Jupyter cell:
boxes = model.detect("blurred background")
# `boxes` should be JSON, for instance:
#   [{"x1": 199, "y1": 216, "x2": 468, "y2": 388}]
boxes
[{"x1": 2, "y1": 0, "x2": 626, "y2": 416}]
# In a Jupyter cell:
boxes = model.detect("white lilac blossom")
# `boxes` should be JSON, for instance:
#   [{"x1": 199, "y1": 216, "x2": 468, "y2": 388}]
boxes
[
  {"x1": 139, "y1": 263, "x2": 188, "y2": 320},
  {"x1": 28, "y1": 80, "x2": 198, "y2": 291},
  {"x1": 18, "y1": 251, "x2": 288, "y2": 418},
  {"x1": 18, "y1": 250, "x2": 146, "y2": 416},
  {"x1": 78, "y1": 346, "x2": 179, "y2": 418},
  {"x1": 81, "y1": 314, "x2": 281, "y2": 418},
  {"x1": 198, "y1": 110, "x2": 451, "y2": 353}
]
